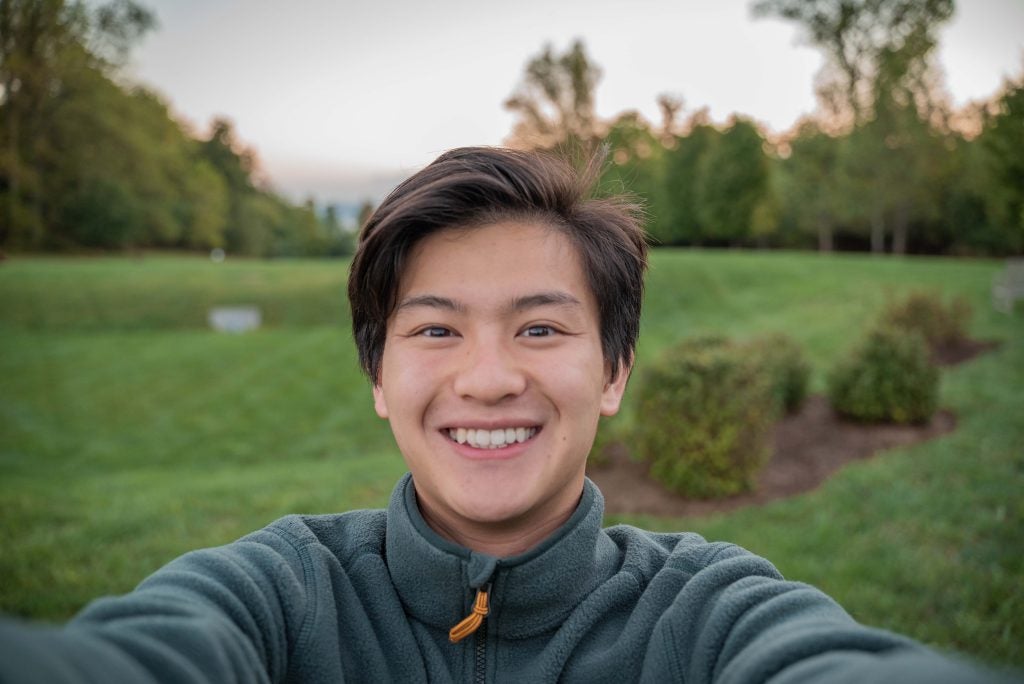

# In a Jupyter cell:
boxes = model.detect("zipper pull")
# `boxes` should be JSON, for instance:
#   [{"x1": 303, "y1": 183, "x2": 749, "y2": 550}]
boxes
[{"x1": 449, "y1": 586, "x2": 489, "y2": 643}]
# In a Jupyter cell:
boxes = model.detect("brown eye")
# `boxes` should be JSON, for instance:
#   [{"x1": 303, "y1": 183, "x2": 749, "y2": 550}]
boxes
[
  {"x1": 522, "y1": 325, "x2": 555, "y2": 337},
  {"x1": 420, "y1": 326, "x2": 452, "y2": 338}
]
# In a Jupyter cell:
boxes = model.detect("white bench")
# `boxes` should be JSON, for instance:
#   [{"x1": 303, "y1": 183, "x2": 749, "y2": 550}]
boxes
[{"x1": 992, "y1": 259, "x2": 1024, "y2": 314}]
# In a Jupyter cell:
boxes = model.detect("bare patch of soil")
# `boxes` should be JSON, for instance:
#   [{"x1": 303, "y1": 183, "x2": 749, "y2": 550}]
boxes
[
  {"x1": 932, "y1": 338, "x2": 1001, "y2": 366},
  {"x1": 588, "y1": 338, "x2": 996, "y2": 517}
]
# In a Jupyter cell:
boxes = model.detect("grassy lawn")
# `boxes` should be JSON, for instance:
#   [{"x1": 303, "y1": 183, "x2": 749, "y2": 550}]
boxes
[{"x1": 1, "y1": 251, "x2": 1021, "y2": 667}]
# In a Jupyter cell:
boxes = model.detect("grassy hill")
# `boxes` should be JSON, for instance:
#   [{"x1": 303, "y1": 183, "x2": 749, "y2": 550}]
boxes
[{"x1": 1, "y1": 251, "x2": 1021, "y2": 667}]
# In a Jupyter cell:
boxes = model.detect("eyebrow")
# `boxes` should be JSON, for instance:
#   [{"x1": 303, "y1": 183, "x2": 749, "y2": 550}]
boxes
[
  {"x1": 505, "y1": 291, "x2": 582, "y2": 314},
  {"x1": 396, "y1": 294, "x2": 464, "y2": 312},
  {"x1": 395, "y1": 291, "x2": 582, "y2": 315}
]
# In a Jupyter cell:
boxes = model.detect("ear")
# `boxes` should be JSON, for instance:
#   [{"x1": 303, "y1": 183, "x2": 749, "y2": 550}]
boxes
[
  {"x1": 599, "y1": 358, "x2": 631, "y2": 417},
  {"x1": 372, "y1": 383, "x2": 389, "y2": 419}
]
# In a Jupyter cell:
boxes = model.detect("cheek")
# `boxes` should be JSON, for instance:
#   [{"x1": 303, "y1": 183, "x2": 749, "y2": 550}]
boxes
[
  {"x1": 539, "y1": 353, "x2": 608, "y2": 413},
  {"x1": 379, "y1": 349, "x2": 437, "y2": 423}
]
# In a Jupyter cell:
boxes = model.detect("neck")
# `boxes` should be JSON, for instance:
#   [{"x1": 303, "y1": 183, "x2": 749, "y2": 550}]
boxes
[{"x1": 416, "y1": 487, "x2": 584, "y2": 557}]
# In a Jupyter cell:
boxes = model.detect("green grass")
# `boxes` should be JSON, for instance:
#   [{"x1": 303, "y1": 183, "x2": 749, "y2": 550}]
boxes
[{"x1": 1, "y1": 251, "x2": 1021, "y2": 668}]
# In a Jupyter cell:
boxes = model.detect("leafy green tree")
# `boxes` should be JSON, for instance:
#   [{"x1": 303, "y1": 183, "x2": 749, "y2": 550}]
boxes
[
  {"x1": 836, "y1": 103, "x2": 949, "y2": 254},
  {"x1": 778, "y1": 121, "x2": 842, "y2": 251},
  {"x1": 357, "y1": 200, "x2": 374, "y2": 233},
  {"x1": 599, "y1": 111, "x2": 666, "y2": 241},
  {"x1": 321, "y1": 204, "x2": 355, "y2": 257},
  {"x1": 977, "y1": 73, "x2": 1024, "y2": 254},
  {"x1": 180, "y1": 159, "x2": 229, "y2": 249},
  {"x1": 695, "y1": 118, "x2": 772, "y2": 245},
  {"x1": 0, "y1": 0, "x2": 154, "y2": 249},
  {"x1": 198, "y1": 118, "x2": 276, "y2": 255},
  {"x1": 753, "y1": 0, "x2": 956, "y2": 255},
  {"x1": 752, "y1": 0, "x2": 953, "y2": 130},
  {"x1": 936, "y1": 135, "x2": 991, "y2": 254},
  {"x1": 660, "y1": 111, "x2": 721, "y2": 245},
  {"x1": 504, "y1": 39, "x2": 601, "y2": 152}
]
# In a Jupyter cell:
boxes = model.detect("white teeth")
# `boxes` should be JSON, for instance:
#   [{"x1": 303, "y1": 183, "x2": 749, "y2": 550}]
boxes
[{"x1": 447, "y1": 427, "x2": 538, "y2": 449}]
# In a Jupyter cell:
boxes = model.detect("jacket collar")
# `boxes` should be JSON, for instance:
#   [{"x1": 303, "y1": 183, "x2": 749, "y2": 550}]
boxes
[{"x1": 385, "y1": 473, "x2": 619, "y2": 640}]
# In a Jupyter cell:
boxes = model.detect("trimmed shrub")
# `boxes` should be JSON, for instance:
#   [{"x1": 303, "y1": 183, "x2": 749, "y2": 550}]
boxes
[
  {"x1": 746, "y1": 333, "x2": 810, "y2": 415},
  {"x1": 633, "y1": 338, "x2": 775, "y2": 498},
  {"x1": 881, "y1": 290, "x2": 972, "y2": 353},
  {"x1": 828, "y1": 326, "x2": 939, "y2": 424}
]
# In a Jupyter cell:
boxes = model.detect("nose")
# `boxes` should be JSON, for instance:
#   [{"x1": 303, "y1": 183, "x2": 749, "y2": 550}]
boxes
[{"x1": 452, "y1": 334, "x2": 527, "y2": 404}]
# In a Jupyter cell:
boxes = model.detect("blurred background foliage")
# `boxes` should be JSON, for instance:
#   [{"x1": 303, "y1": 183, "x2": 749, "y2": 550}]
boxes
[
  {"x1": 0, "y1": 0, "x2": 353, "y2": 257},
  {"x1": 505, "y1": 0, "x2": 1023, "y2": 257},
  {"x1": 1, "y1": 0, "x2": 1022, "y2": 257}
]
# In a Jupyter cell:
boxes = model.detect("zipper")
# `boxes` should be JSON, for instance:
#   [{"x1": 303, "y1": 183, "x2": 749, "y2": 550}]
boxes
[
  {"x1": 448, "y1": 583, "x2": 492, "y2": 683},
  {"x1": 474, "y1": 628, "x2": 487, "y2": 684}
]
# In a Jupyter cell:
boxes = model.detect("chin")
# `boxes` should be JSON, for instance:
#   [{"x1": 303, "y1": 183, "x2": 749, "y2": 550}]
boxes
[{"x1": 451, "y1": 491, "x2": 535, "y2": 526}]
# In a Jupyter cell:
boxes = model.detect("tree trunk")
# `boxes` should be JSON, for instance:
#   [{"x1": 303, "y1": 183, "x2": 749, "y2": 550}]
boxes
[
  {"x1": 3, "y1": 75, "x2": 17, "y2": 247},
  {"x1": 870, "y1": 214, "x2": 886, "y2": 254},
  {"x1": 817, "y1": 220, "x2": 833, "y2": 252},
  {"x1": 892, "y1": 205, "x2": 909, "y2": 255}
]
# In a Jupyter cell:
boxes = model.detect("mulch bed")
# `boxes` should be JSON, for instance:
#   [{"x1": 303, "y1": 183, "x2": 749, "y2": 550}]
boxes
[{"x1": 588, "y1": 339, "x2": 999, "y2": 517}]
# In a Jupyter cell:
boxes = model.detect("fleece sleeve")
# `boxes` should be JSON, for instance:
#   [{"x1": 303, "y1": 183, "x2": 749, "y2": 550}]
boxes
[
  {"x1": 0, "y1": 525, "x2": 311, "y2": 684},
  {"x1": 640, "y1": 543, "x2": 1020, "y2": 684}
]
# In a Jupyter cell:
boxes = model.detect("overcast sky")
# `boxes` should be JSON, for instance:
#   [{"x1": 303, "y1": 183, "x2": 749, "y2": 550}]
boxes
[{"x1": 126, "y1": 0, "x2": 1024, "y2": 204}]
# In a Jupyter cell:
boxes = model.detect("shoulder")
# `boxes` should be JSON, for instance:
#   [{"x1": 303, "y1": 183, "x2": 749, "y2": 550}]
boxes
[
  {"x1": 603, "y1": 523, "x2": 781, "y2": 587},
  {"x1": 245, "y1": 508, "x2": 389, "y2": 564},
  {"x1": 120, "y1": 508, "x2": 389, "y2": 601}
]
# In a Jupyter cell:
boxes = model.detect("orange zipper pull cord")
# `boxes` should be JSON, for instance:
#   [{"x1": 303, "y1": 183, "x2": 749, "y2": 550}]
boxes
[{"x1": 449, "y1": 587, "x2": 489, "y2": 643}]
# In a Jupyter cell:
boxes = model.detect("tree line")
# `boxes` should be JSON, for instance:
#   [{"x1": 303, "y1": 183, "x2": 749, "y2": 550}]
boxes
[
  {"x1": 0, "y1": 0, "x2": 353, "y2": 257},
  {"x1": 2, "y1": 0, "x2": 1021, "y2": 257},
  {"x1": 505, "y1": 0, "x2": 1023, "y2": 256}
]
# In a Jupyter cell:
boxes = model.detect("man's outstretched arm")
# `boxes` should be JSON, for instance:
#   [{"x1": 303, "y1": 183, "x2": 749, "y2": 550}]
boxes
[
  {"x1": 640, "y1": 543, "x2": 1019, "y2": 684},
  {"x1": 0, "y1": 524, "x2": 310, "y2": 684}
]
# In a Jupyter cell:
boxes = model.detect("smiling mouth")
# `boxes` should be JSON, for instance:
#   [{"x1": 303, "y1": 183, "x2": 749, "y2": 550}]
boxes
[{"x1": 446, "y1": 427, "x2": 539, "y2": 449}]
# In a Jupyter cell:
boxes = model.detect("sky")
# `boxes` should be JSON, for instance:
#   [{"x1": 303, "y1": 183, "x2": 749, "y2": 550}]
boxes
[{"x1": 126, "y1": 0, "x2": 1024, "y2": 205}]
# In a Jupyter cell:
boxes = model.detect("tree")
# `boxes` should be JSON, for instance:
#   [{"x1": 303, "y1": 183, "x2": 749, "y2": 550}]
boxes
[
  {"x1": 656, "y1": 93, "x2": 683, "y2": 143},
  {"x1": 599, "y1": 111, "x2": 666, "y2": 241},
  {"x1": 778, "y1": 120, "x2": 842, "y2": 251},
  {"x1": 752, "y1": 0, "x2": 953, "y2": 130},
  {"x1": 754, "y1": 0, "x2": 956, "y2": 254},
  {"x1": 0, "y1": 0, "x2": 154, "y2": 248},
  {"x1": 977, "y1": 72, "x2": 1024, "y2": 255},
  {"x1": 660, "y1": 111, "x2": 721, "y2": 245},
  {"x1": 357, "y1": 200, "x2": 374, "y2": 232},
  {"x1": 835, "y1": 101, "x2": 949, "y2": 254},
  {"x1": 504, "y1": 39, "x2": 601, "y2": 151},
  {"x1": 695, "y1": 118, "x2": 772, "y2": 245},
  {"x1": 321, "y1": 204, "x2": 355, "y2": 257}
]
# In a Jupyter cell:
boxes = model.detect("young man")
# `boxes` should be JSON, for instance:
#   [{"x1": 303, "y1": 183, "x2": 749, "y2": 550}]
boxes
[{"x1": 0, "y1": 147, "x2": 1014, "y2": 682}]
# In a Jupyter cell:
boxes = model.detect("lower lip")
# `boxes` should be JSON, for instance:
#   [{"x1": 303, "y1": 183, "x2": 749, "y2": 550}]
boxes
[{"x1": 442, "y1": 431, "x2": 538, "y2": 461}]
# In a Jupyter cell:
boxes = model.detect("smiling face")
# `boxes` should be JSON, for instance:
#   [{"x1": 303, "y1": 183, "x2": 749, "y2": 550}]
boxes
[{"x1": 373, "y1": 221, "x2": 628, "y2": 554}]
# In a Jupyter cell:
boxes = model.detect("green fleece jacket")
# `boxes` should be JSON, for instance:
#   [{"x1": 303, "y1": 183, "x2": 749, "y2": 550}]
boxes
[{"x1": 0, "y1": 474, "x2": 1013, "y2": 683}]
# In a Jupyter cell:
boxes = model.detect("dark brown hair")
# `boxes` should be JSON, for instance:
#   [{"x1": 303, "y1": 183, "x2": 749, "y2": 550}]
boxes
[{"x1": 347, "y1": 146, "x2": 648, "y2": 384}]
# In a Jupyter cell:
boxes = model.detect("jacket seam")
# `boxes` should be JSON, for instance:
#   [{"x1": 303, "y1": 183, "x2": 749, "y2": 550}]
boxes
[{"x1": 262, "y1": 524, "x2": 323, "y2": 672}]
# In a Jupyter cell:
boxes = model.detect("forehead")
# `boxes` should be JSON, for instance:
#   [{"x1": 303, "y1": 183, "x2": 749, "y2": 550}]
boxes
[{"x1": 398, "y1": 222, "x2": 591, "y2": 301}]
